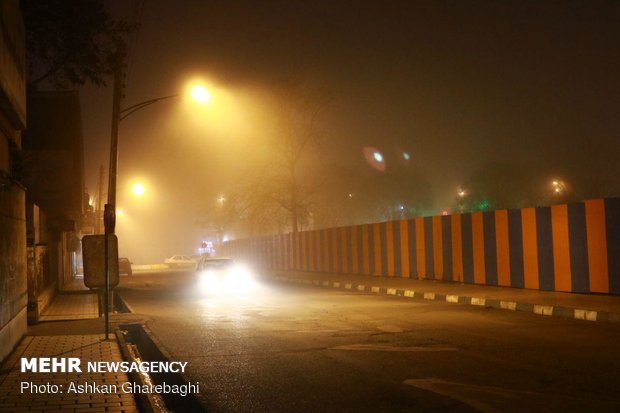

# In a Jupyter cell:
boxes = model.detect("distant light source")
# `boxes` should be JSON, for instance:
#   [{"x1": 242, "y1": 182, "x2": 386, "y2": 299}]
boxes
[
  {"x1": 551, "y1": 179, "x2": 566, "y2": 196},
  {"x1": 132, "y1": 183, "x2": 145, "y2": 196},
  {"x1": 191, "y1": 85, "x2": 212, "y2": 104},
  {"x1": 403, "y1": 152, "x2": 411, "y2": 161},
  {"x1": 457, "y1": 189, "x2": 466, "y2": 197},
  {"x1": 363, "y1": 147, "x2": 386, "y2": 171},
  {"x1": 117, "y1": 209, "x2": 124, "y2": 216},
  {"x1": 442, "y1": 210, "x2": 449, "y2": 216}
]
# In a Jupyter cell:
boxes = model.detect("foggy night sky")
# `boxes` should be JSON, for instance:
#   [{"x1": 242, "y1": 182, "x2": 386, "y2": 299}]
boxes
[{"x1": 78, "y1": 0, "x2": 620, "y2": 263}]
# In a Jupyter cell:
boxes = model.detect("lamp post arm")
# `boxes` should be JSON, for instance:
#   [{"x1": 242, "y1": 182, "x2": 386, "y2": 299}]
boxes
[{"x1": 119, "y1": 94, "x2": 179, "y2": 121}]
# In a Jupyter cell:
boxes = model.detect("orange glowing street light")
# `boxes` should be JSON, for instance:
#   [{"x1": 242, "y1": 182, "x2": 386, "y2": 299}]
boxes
[
  {"x1": 132, "y1": 183, "x2": 145, "y2": 196},
  {"x1": 191, "y1": 85, "x2": 212, "y2": 104},
  {"x1": 103, "y1": 46, "x2": 211, "y2": 339}
]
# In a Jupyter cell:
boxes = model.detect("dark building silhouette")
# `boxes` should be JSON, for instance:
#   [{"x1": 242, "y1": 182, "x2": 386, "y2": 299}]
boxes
[
  {"x1": 22, "y1": 90, "x2": 86, "y2": 323},
  {"x1": 0, "y1": 0, "x2": 27, "y2": 361}
]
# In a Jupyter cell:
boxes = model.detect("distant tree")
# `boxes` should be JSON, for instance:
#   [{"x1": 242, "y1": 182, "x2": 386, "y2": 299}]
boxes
[
  {"x1": 270, "y1": 83, "x2": 332, "y2": 235},
  {"x1": 222, "y1": 83, "x2": 331, "y2": 237},
  {"x1": 21, "y1": 0, "x2": 134, "y2": 89}
]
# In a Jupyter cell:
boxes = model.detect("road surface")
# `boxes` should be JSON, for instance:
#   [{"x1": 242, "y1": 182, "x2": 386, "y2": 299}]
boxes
[{"x1": 117, "y1": 269, "x2": 620, "y2": 412}]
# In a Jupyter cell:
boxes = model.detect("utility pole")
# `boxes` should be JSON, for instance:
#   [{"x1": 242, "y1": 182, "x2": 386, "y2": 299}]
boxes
[
  {"x1": 95, "y1": 165, "x2": 105, "y2": 234},
  {"x1": 103, "y1": 45, "x2": 124, "y2": 340}
]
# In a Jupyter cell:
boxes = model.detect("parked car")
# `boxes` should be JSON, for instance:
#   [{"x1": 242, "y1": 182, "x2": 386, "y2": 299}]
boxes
[
  {"x1": 118, "y1": 257, "x2": 132, "y2": 276},
  {"x1": 164, "y1": 254, "x2": 196, "y2": 268}
]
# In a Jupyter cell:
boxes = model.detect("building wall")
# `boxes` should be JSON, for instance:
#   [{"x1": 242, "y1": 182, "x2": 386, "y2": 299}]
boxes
[
  {"x1": 0, "y1": 0, "x2": 27, "y2": 362},
  {"x1": 222, "y1": 198, "x2": 620, "y2": 295},
  {"x1": 22, "y1": 90, "x2": 85, "y2": 299},
  {"x1": 0, "y1": 185, "x2": 27, "y2": 361}
]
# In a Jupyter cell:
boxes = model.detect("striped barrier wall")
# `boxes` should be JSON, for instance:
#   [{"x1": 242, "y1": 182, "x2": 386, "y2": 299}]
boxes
[{"x1": 220, "y1": 198, "x2": 620, "y2": 294}]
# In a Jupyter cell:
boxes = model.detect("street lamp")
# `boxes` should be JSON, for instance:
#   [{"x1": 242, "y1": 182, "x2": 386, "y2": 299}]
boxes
[
  {"x1": 102, "y1": 50, "x2": 210, "y2": 338},
  {"x1": 132, "y1": 183, "x2": 145, "y2": 196},
  {"x1": 191, "y1": 85, "x2": 212, "y2": 104}
]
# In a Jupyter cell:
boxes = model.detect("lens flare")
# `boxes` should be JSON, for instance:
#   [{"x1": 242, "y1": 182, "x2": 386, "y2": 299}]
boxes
[{"x1": 363, "y1": 147, "x2": 386, "y2": 171}]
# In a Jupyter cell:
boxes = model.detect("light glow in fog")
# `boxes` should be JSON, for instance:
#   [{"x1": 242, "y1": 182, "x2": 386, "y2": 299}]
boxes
[{"x1": 197, "y1": 264, "x2": 259, "y2": 295}]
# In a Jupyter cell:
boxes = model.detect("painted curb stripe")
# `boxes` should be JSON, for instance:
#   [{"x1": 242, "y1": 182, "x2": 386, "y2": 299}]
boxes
[
  {"x1": 471, "y1": 297, "x2": 486, "y2": 306},
  {"x1": 533, "y1": 305, "x2": 554, "y2": 316},
  {"x1": 269, "y1": 276, "x2": 616, "y2": 323},
  {"x1": 574, "y1": 309, "x2": 598, "y2": 321},
  {"x1": 446, "y1": 295, "x2": 459, "y2": 303}
]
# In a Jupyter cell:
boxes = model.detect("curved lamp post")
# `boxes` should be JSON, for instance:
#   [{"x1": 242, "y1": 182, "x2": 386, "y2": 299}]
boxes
[{"x1": 102, "y1": 53, "x2": 208, "y2": 338}]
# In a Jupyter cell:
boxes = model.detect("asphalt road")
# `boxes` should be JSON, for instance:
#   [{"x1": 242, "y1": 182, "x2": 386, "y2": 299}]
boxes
[{"x1": 118, "y1": 270, "x2": 620, "y2": 413}]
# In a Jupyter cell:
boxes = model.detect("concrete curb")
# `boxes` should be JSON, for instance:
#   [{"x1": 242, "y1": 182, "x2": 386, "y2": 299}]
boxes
[
  {"x1": 115, "y1": 328, "x2": 163, "y2": 413},
  {"x1": 269, "y1": 275, "x2": 620, "y2": 323},
  {"x1": 132, "y1": 264, "x2": 169, "y2": 271},
  {"x1": 117, "y1": 323, "x2": 208, "y2": 412}
]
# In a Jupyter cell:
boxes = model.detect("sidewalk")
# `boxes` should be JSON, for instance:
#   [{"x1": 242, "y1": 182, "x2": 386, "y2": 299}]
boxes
[
  {"x1": 0, "y1": 278, "x2": 141, "y2": 413},
  {"x1": 39, "y1": 295, "x2": 99, "y2": 322},
  {"x1": 0, "y1": 335, "x2": 138, "y2": 412},
  {"x1": 268, "y1": 270, "x2": 620, "y2": 323}
]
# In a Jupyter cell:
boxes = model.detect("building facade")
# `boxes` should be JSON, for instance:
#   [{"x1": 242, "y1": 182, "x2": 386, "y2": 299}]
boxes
[
  {"x1": 22, "y1": 90, "x2": 86, "y2": 323},
  {"x1": 0, "y1": 0, "x2": 27, "y2": 362}
]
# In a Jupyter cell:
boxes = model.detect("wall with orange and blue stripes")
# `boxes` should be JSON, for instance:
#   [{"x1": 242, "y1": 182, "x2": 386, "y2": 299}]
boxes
[{"x1": 220, "y1": 198, "x2": 620, "y2": 294}]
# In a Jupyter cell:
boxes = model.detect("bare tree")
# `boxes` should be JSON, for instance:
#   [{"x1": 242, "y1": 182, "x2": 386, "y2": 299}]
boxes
[
  {"x1": 21, "y1": 0, "x2": 135, "y2": 89},
  {"x1": 269, "y1": 83, "x2": 331, "y2": 235},
  {"x1": 214, "y1": 83, "x2": 331, "y2": 239}
]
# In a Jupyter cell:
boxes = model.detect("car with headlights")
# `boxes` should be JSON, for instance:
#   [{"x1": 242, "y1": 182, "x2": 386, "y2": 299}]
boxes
[
  {"x1": 164, "y1": 254, "x2": 196, "y2": 268},
  {"x1": 196, "y1": 256, "x2": 233, "y2": 271},
  {"x1": 195, "y1": 257, "x2": 255, "y2": 294}
]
